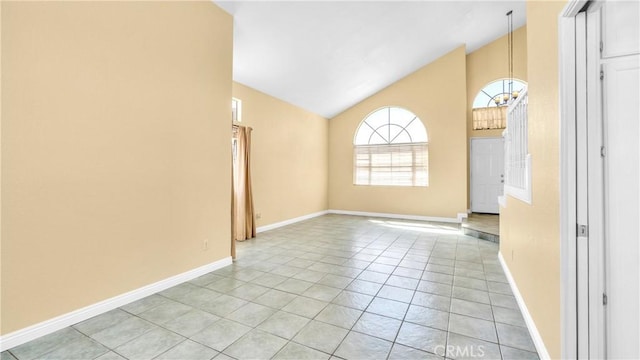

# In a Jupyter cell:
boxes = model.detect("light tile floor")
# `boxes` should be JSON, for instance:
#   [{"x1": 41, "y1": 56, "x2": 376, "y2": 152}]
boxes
[{"x1": 2, "y1": 215, "x2": 539, "y2": 360}]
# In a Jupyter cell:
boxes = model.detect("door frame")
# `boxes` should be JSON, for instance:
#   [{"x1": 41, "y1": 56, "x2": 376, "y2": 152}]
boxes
[
  {"x1": 559, "y1": 1, "x2": 590, "y2": 359},
  {"x1": 469, "y1": 136, "x2": 504, "y2": 214}
]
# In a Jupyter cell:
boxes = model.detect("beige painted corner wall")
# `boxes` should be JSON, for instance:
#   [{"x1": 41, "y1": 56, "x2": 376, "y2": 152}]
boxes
[
  {"x1": 466, "y1": 26, "x2": 528, "y2": 140},
  {"x1": 232, "y1": 82, "x2": 328, "y2": 227},
  {"x1": 1, "y1": 2, "x2": 233, "y2": 334},
  {"x1": 0, "y1": 0, "x2": 3, "y2": 336},
  {"x1": 499, "y1": 1, "x2": 567, "y2": 358},
  {"x1": 329, "y1": 47, "x2": 468, "y2": 219}
]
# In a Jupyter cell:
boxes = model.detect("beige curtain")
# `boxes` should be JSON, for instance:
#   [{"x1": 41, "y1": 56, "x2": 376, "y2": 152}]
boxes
[
  {"x1": 472, "y1": 107, "x2": 507, "y2": 130},
  {"x1": 232, "y1": 125, "x2": 255, "y2": 253}
]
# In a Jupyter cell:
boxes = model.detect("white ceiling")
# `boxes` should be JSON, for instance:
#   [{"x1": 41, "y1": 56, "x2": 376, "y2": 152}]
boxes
[{"x1": 216, "y1": 1, "x2": 527, "y2": 118}]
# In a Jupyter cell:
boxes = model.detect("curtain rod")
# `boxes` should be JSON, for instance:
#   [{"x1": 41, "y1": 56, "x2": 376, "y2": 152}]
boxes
[{"x1": 233, "y1": 124, "x2": 253, "y2": 131}]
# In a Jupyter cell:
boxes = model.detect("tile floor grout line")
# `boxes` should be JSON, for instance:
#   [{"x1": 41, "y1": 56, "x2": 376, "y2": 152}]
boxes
[
  {"x1": 5, "y1": 215, "x2": 536, "y2": 360},
  {"x1": 443, "y1": 232, "x2": 460, "y2": 359}
]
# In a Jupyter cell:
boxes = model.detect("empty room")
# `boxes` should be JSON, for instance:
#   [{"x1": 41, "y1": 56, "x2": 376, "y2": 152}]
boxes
[{"x1": 1, "y1": 1, "x2": 639, "y2": 359}]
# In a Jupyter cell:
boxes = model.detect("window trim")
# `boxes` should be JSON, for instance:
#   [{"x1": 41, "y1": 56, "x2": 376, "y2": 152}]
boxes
[{"x1": 472, "y1": 78, "x2": 528, "y2": 109}]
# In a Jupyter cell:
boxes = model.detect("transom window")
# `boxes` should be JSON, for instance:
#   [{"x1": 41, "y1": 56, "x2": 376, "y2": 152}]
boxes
[
  {"x1": 232, "y1": 97, "x2": 242, "y2": 123},
  {"x1": 353, "y1": 106, "x2": 428, "y2": 186},
  {"x1": 472, "y1": 79, "x2": 527, "y2": 130}
]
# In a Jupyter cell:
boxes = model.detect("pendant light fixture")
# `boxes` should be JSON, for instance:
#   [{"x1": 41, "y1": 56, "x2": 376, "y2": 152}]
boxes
[{"x1": 494, "y1": 10, "x2": 518, "y2": 107}]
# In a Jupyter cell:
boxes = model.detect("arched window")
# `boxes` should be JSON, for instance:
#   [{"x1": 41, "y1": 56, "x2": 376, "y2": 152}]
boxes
[
  {"x1": 472, "y1": 78, "x2": 527, "y2": 130},
  {"x1": 353, "y1": 106, "x2": 428, "y2": 186}
]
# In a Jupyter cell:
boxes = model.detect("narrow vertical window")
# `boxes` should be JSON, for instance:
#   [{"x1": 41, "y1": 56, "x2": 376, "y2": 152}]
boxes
[{"x1": 232, "y1": 97, "x2": 242, "y2": 123}]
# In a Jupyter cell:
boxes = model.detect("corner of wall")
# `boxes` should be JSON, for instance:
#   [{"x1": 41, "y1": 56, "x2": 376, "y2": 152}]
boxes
[
  {"x1": 498, "y1": 2, "x2": 567, "y2": 358},
  {"x1": 231, "y1": 82, "x2": 330, "y2": 228},
  {"x1": 0, "y1": 0, "x2": 4, "y2": 337},
  {"x1": 327, "y1": 46, "x2": 468, "y2": 219}
]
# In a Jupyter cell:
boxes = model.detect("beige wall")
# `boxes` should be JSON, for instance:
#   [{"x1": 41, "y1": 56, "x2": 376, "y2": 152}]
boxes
[
  {"x1": 500, "y1": 1, "x2": 566, "y2": 358},
  {"x1": 1, "y1": 2, "x2": 233, "y2": 334},
  {"x1": 329, "y1": 47, "x2": 468, "y2": 219},
  {"x1": 466, "y1": 26, "x2": 528, "y2": 140},
  {"x1": 0, "y1": 0, "x2": 3, "y2": 336},
  {"x1": 232, "y1": 82, "x2": 328, "y2": 227}
]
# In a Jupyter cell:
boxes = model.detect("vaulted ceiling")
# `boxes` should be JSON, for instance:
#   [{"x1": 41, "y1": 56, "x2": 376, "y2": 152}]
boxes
[{"x1": 216, "y1": 1, "x2": 527, "y2": 118}]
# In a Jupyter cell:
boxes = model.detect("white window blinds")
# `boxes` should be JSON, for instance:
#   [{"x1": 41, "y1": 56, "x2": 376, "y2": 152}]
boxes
[
  {"x1": 472, "y1": 107, "x2": 507, "y2": 130},
  {"x1": 354, "y1": 143, "x2": 428, "y2": 186}
]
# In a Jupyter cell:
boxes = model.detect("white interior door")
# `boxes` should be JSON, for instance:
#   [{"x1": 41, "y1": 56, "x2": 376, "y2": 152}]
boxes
[
  {"x1": 602, "y1": 53, "x2": 640, "y2": 360},
  {"x1": 583, "y1": 2, "x2": 640, "y2": 358},
  {"x1": 600, "y1": 3, "x2": 640, "y2": 356},
  {"x1": 470, "y1": 137, "x2": 504, "y2": 214}
]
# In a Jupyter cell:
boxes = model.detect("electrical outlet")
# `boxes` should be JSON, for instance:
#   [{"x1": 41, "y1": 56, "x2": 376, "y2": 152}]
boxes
[
  {"x1": 202, "y1": 239, "x2": 209, "y2": 251},
  {"x1": 256, "y1": 213, "x2": 262, "y2": 219}
]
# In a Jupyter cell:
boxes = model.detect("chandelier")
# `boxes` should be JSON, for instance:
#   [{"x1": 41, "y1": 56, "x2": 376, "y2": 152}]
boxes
[{"x1": 494, "y1": 10, "x2": 518, "y2": 106}]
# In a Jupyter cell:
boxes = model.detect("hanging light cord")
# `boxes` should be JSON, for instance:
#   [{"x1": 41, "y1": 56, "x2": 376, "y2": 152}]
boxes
[{"x1": 507, "y1": 10, "x2": 514, "y2": 97}]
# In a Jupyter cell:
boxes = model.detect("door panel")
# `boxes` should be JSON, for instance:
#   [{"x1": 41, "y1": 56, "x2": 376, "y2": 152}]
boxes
[
  {"x1": 602, "y1": 1, "x2": 640, "y2": 58},
  {"x1": 584, "y1": 3, "x2": 640, "y2": 358},
  {"x1": 470, "y1": 138, "x2": 504, "y2": 214},
  {"x1": 586, "y1": 6, "x2": 606, "y2": 358},
  {"x1": 602, "y1": 55, "x2": 640, "y2": 360}
]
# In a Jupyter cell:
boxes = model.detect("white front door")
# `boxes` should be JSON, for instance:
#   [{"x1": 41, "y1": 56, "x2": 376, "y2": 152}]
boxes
[
  {"x1": 470, "y1": 137, "x2": 504, "y2": 214},
  {"x1": 581, "y1": 2, "x2": 640, "y2": 358}
]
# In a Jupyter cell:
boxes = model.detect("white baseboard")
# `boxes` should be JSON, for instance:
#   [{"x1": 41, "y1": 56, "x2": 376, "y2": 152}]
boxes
[
  {"x1": 498, "y1": 252, "x2": 551, "y2": 360},
  {"x1": 328, "y1": 209, "x2": 464, "y2": 224},
  {"x1": 256, "y1": 210, "x2": 329, "y2": 233},
  {"x1": 0, "y1": 256, "x2": 232, "y2": 351}
]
